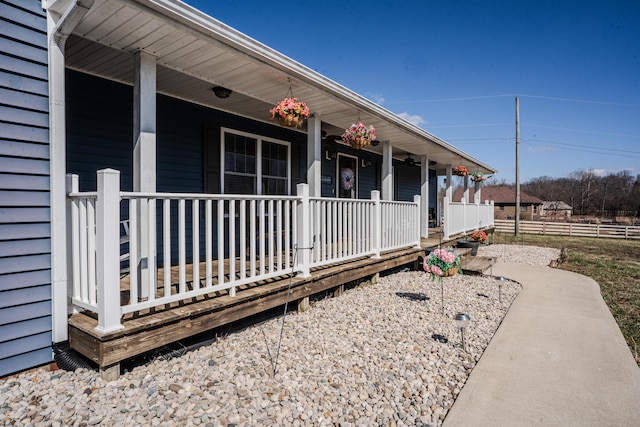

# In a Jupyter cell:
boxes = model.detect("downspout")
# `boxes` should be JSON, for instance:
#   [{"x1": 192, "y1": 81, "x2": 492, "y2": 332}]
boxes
[{"x1": 46, "y1": 0, "x2": 95, "y2": 344}]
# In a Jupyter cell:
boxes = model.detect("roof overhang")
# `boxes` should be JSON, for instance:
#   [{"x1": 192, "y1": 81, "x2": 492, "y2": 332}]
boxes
[{"x1": 59, "y1": 0, "x2": 496, "y2": 174}]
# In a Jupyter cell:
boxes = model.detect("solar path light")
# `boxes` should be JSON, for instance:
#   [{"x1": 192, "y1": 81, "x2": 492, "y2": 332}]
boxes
[
  {"x1": 487, "y1": 257, "x2": 495, "y2": 278},
  {"x1": 454, "y1": 313, "x2": 470, "y2": 352},
  {"x1": 494, "y1": 276, "x2": 507, "y2": 303}
]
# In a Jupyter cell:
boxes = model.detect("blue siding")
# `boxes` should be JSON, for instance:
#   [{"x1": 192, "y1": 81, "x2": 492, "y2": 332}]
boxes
[
  {"x1": 0, "y1": 0, "x2": 52, "y2": 377},
  {"x1": 67, "y1": 71, "x2": 307, "y2": 263}
]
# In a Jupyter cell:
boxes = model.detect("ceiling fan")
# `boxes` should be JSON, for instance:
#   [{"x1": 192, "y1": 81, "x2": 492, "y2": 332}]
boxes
[
  {"x1": 321, "y1": 130, "x2": 342, "y2": 144},
  {"x1": 404, "y1": 154, "x2": 420, "y2": 167}
]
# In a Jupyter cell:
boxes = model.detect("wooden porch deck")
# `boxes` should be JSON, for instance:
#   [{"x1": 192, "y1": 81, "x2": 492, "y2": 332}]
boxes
[{"x1": 68, "y1": 228, "x2": 493, "y2": 379}]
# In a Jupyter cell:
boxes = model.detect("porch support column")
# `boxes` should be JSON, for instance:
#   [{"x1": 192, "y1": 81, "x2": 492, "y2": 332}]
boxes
[
  {"x1": 463, "y1": 174, "x2": 469, "y2": 203},
  {"x1": 420, "y1": 155, "x2": 429, "y2": 238},
  {"x1": 444, "y1": 166, "x2": 453, "y2": 240},
  {"x1": 381, "y1": 141, "x2": 393, "y2": 200},
  {"x1": 307, "y1": 114, "x2": 322, "y2": 197},
  {"x1": 133, "y1": 50, "x2": 157, "y2": 300},
  {"x1": 474, "y1": 180, "x2": 481, "y2": 204},
  {"x1": 445, "y1": 165, "x2": 453, "y2": 200},
  {"x1": 46, "y1": 0, "x2": 95, "y2": 343}
]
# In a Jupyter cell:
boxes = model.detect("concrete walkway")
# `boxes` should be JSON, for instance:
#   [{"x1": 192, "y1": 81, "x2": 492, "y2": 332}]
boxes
[{"x1": 443, "y1": 263, "x2": 640, "y2": 426}]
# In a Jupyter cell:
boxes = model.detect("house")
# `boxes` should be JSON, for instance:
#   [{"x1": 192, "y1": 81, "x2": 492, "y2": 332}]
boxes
[
  {"x1": 453, "y1": 186, "x2": 542, "y2": 221},
  {"x1": 1, "y1": 0, "x2": 496, "y2": 378},
  {"x1": 540, "y1": 201, "x2": 573, "y2": 220}
]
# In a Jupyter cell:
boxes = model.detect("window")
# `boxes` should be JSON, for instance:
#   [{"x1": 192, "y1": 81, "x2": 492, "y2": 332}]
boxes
[
  {"x1": 521, "y1": 205, "x2": 528, "y2": 212},
  {"x1": 499, "y1": 205, "x2": 505, "y2": 211},
  {"x1": 262, "y1": 141, "x2": 288, "y2": 195},
  {"x1": 222, "y1": 129, "x2": 290, "y2": 195}
]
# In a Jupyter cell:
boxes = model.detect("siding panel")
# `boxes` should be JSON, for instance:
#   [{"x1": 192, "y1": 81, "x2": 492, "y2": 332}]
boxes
[
  {"x1": 0, "y1": 347, "x2": 52, "y2": 377},
  {"x1": 0, "y1": 300, "x2": 51, "y2": 324},
  {"x1": 0, "y1": 332, "x2": 50, "y2": 360},
  {"x1": 0, "y1": 0, "x2": 51, "y2": 377},
  {"x1": 0, "y1": 270, "x2": 51, "y2": 292},
  {"x1": 0, "y1": 238, "x2": 50, "y2": 257},
  {"x1": 0, "y1": 316, "x2": 51, "y2": 342}
]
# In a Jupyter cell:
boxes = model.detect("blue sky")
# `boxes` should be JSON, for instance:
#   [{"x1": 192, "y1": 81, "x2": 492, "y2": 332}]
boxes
[{"x1": 184, "y1": 0, "x2": 640, "y2": 183}]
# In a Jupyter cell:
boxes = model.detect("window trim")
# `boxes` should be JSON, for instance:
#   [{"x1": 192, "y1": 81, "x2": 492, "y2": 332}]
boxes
[{"x1": 220, "y1": 128, "x2": 291, "y2": 195}]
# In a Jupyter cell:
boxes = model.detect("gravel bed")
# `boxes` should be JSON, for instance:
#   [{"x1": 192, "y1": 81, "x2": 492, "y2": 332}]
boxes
[{"x1": 1, "y1": 245, "x2": 560, "y2": 427}]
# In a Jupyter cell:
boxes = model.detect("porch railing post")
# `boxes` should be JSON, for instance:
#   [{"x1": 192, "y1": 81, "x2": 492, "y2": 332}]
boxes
[
  {"x1": 296, "y1": 184, "x2": 311, "y2": 278},
  {"x1": 371, "y1": 190, "x2": 381, "y2": 258},
  {"x1": 66, "y1": 174, "x2": 79, "y2": 306},
  {"x1": 413, "y1": 195, "x2": 422, "y2": 248},
  {"x1": 95, "y1": 169, "x2": 124, "y2": 333}
]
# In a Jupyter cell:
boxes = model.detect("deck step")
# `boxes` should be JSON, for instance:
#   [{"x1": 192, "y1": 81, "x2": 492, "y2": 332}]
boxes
[{"x1": 460, "y1": 255, "x2": 493, "y2": 275}]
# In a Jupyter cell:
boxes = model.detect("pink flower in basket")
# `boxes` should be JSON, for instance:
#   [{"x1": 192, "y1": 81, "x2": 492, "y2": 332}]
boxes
[
  {"x1": 423, "y1": 248, "x2": 461, "y2": 280},
  {"x1": 341, "y1": 122, "x2": 376, "y2": 145},
  {"x1": 269, "y1": 97, "x2": 310, "y2": 120}
]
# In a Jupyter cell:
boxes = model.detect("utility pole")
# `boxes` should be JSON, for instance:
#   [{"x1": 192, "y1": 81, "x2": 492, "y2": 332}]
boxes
[{"x1": 515, "y1": 97, "x2": 520, "y2": 236}]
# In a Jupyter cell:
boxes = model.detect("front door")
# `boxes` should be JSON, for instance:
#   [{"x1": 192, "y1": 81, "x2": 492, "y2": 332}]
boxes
[{"x1": 337, "y1": 154, "x2": 358, "y2": 198}]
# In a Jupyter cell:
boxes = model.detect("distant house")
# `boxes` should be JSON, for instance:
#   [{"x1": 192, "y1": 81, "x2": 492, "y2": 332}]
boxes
[
  {"x1": 540, "y1": 201, "x2": 573, "y2": 220},
  {"x1": 453, "y1": 186, "x2": 543, "y2": 220}
]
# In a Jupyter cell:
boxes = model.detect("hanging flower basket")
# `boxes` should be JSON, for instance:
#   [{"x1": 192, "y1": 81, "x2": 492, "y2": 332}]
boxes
[
  {"x1": 341, "y1": 122, "x2": 376, "y2": 149},
  {"x1": 269, "y1": 97, "x2": 310, "y2": 129},
  {"x1": 453, "y1": 165, "x2": 469, "y2": 176},
  {"x1": 470, "y1": 171, "x2": 487, "y2": 182}
]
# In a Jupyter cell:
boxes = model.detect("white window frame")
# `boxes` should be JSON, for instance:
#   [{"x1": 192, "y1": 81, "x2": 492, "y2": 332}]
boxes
[{"x1": 220, "y1": 128, "x2": 291, "y2": 195}]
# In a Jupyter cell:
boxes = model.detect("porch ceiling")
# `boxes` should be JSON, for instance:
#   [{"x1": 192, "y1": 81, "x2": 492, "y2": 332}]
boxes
[{"x1": 63, "y1": 0, "x2": 496, "y2": 174}]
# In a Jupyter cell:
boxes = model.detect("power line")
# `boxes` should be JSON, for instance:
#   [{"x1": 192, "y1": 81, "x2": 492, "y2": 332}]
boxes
[
  {"x1": 525, "y1": 138, "x2": 640, "y2": 154},
  {"x1": 388, "y1": 93, "x2": 640, "y2": 107},
  {"x1": 517, "y1": 94, "x2": 640, "y2": 107},
  {"x1": 525, "y1": 123, "x2": 640, "y2": 139},
  {"x1": 523, "y1": 140, "x2": 640, "y2": 158}
]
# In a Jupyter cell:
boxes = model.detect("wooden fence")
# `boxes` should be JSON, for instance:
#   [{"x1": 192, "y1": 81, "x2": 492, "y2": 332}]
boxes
[{"x1": 495, "y1": 220, "x2": 640, "y2": 240}]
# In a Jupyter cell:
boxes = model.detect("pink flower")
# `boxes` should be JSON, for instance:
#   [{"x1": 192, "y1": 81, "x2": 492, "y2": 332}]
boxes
[{"x1": 430, "y1": 265, "x2": 443, "y2": 276}]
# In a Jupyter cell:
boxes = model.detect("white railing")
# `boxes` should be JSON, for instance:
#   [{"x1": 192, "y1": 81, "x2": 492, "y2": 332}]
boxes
[
  {"x1": 495, "y1": 219, "x2": 640, "y2": 240},
  {"x1": 67, "y1": 169, "x2": 422, "y2": 332},
  {"x1": 443, "y1": 196, "x2": 495, "y2": 240}
]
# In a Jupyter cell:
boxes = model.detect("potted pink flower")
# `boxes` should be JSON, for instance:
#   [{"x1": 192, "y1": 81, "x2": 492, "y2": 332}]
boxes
[
  {"x1": 269, "y1": 97, "x2": 310, "y2": 128},
  {"x1": 341, "y1": 122, "x2": 376, "y2": 149},
  {"x1": 471, "y1": 230, "x2": 488, "y2": 244}
]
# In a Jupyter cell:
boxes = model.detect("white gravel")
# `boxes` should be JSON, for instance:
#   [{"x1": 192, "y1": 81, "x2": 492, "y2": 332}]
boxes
[{"x1": 1, "y1": 244, "x2": 560, "y2": 427}]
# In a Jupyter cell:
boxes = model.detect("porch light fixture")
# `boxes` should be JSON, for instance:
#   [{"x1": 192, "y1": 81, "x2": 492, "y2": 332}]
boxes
[
  {"x1": 454, "y1": 312, "x2": 470, "y2": 352},
  {"x1": 370, "y1": 139, "x2": 380, "y2": 147},
  {"x1": 212, "y1": 86, "x2": 232, "y2": 98}
]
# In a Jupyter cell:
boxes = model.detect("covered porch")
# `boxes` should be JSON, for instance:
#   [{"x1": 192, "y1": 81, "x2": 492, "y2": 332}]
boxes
[
  {"x1": 66, "y1": 169, "x2": 493, "y2": 379},
  {"x1": 46, "y1": 0, "x2": 496, "y2": 377}
]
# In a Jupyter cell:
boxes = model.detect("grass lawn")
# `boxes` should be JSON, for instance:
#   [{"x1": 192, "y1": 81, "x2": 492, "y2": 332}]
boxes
[{"x1": 494, "y1": 232, "x2": 640, "y2": 367}]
